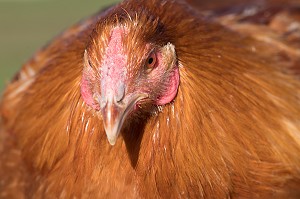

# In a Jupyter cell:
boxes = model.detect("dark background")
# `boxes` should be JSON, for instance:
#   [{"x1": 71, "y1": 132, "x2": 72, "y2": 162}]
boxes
[{"x1": 0, "y1": 0, "x2": 120, "y2": 92}]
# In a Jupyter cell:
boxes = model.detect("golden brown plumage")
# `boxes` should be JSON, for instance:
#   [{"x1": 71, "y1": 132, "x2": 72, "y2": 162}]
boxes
[{"x1": 1, "y1": 0, "x2": 300, "y2": 198}]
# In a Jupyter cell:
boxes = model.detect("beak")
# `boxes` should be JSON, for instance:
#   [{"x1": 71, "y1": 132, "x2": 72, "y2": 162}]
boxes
[
  {"x1": 101, "y1": 101, "x2": 124, "y2": 145},
  {"x1": 101, "y1": 94, "x2": 147, "y2": 145}
]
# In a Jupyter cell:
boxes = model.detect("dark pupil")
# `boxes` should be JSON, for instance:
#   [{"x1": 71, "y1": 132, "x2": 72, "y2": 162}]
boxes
[{"x1": 148, "y1": 57, "x2": 153, "y2": 65}]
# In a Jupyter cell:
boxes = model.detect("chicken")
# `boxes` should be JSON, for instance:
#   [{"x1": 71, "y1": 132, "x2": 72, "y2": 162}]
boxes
[{"x1": 1, "y1": 0, "x2": 300, "y2": 198}]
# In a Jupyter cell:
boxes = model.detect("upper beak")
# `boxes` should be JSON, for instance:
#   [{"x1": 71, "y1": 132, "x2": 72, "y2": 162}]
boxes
[
  {"x1": 101, "y1": 94, "x2": 147, "y2": 145},
  {"x1": 101, "y1": 101, "x2": 124, "y2": 145}
]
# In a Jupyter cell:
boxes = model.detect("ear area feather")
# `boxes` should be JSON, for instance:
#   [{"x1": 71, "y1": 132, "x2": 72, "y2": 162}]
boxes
[
  {"x1": 83, "y1": 50, "x2": 94, "y2": 71},
  {"x1": 81, "y1": 50, "x2": 100, "y2": 110},
  {"x1": 84, "y1": 50, "x2": 89, "y2": 68},
  {"x1": 155, "y1": 43, "x2": 180, "y2": 105},
  {"x1": 160, "y1": 43, "x2": 177, "y2": 69}
]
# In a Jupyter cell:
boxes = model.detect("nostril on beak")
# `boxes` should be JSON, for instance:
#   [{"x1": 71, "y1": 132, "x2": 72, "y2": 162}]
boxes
[{"x1": 116, "y1": 83, "x2": 125, "y2": 103}]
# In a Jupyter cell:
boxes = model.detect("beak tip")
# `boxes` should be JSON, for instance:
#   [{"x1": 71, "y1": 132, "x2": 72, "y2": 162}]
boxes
[{"x1": 107, "y1": 136, "x2": 117, "y2": 146}]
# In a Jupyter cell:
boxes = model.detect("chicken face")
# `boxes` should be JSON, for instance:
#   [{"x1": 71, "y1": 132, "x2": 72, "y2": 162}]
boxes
[{"x1": 81, "y1": 23, "x2": 179, "y2": 145}]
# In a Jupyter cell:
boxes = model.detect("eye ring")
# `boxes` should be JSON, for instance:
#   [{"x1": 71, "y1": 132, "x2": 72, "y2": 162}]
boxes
[{"x1": 145, "y1": 52, "x2": 157, "y2": 71}]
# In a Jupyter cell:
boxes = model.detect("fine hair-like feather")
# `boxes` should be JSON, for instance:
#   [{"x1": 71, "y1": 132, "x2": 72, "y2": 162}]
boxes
[{"x1": 1, "y1": 0, "x2": 300, "y2": 198}]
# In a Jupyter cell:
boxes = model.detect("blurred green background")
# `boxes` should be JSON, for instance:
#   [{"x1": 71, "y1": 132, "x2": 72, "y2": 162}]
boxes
[{"x1": 0, "y1": 0, "x2": 120, "y2": 93}]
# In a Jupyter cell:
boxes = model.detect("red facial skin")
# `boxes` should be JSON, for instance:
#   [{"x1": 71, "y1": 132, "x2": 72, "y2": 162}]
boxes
[{"x1": 81, "y1": 27, "x2": 179, "y2": 145}]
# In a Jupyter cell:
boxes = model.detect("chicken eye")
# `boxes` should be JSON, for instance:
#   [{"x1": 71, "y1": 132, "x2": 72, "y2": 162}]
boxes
[{"x1": 145, "y1": 52, "x2": 157, "y2": 70}]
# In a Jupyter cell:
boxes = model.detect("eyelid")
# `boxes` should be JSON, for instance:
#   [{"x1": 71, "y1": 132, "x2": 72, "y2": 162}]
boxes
[
  {"x1": 88, "y1": 60, "x2": 93, "y2": 67},
  {"x1": 84, "y1": 50, "x2": 94, "y2": 69}
]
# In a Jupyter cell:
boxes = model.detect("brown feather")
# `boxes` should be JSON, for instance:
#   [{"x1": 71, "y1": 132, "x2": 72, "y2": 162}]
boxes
[{"x1": 1, "y1": 0, "x2": 300, "y2": 198}]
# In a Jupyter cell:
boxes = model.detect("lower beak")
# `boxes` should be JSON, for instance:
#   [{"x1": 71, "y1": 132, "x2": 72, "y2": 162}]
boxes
[{"x1": 101, "y1": 95, "x2": 146, "y2": 145}]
